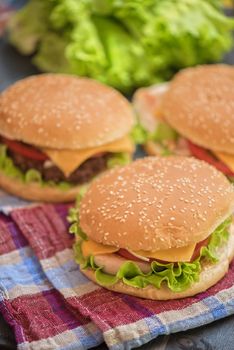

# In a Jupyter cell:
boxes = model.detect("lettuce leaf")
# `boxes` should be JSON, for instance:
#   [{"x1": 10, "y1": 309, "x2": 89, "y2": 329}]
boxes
[
  {"x1": 151, "y1": 122, "x2": 178, "y2": 143},
  {"x1": 130, "y1": 123, "x2": 149, "y2": 145},
  {"x1": 8, "y1": 0, "x2": 234, "y2": 92},
  {"x1": 25, "y1": 169, "x2": 42, "y2": 183},
  {"x1": 0, "y1": 145, "x2": 24, "y2": 180},
  {"x1": 8, "y1": 0, "x2": 53, "y2": 55},
  {"x1": 91, "y1": 16, "x2": 152, "y2": 92},
  {"x1": 107, "y1": 152, "x2": 131, "y2": 169},
  {"x1": 68, "y1": 186, "x2": 88, "y2": 241},
  {"x1": 33, "y1": 33, "x2": 72, "y2": 73},
  {"x1": 73, "y1": 216, "x2": 232, "y2": 292}
]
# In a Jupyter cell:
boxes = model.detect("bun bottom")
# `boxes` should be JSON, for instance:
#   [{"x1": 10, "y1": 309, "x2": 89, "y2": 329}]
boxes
[
  {"x1": 0, "y1": 171, "x2": 89, "y2": 203},
  {"x1": 81, "y1": 230, "x2": 234, "y2": 300}
]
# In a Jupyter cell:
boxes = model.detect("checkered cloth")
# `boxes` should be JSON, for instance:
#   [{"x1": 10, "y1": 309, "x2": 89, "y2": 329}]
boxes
[{"x1": 0, "y1": 192, "x2": 234, "y2": 350}]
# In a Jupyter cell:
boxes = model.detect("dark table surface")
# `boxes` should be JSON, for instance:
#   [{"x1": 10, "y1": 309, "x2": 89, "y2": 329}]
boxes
[{"x1": 0, "y1": 8, "x2": 234, "y2": 349}]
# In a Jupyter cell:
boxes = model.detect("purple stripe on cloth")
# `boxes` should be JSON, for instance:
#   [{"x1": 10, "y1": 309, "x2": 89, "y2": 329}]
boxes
[
  {"x1": 121, "y1": 295, "x2": 155, "y2": 318},
  {"x1": 7, "y1": 219, "x2": 28, "y2": 250},
  {"x1": 11, "y1": 205, "x2": 73, "y2": 259},
  {"x1": 0, "y1": 213, "x2": 27, "y2": 254},
  {"x1": 41, "y1": 289, "x2": 83, "y2": 330},
  {"x1": 54, "y1": 203, "x2": 73, "y2": 227},
  {"x1": 0, "y1": 300, "x2": 25, "y2": 344}
]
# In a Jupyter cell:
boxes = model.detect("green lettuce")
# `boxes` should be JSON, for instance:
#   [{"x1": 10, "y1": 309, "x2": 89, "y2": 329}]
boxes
[
  {"x1": 33, "y1": 33, "x2": 71, "y2": 73},
  {"x1": 151, "y1": 122, "x2": 178, "y2": 143},
  {"x1": 72, "y1": 215, "x2": 232, "y2": 292},
  {"x1": 8, "y1": 0, "x2": 53, "y2": 55},
  {"x1": 67, "y1": 188, "x2": 88, "y2": 241},
  {"x1": 130, "y1": 123, "x2": 149, "y2": 145},
  {"x1": 90, "y1": 16, "x2": 152, "y2": 92},
  {"x1": 132, "y1": 121, "x2": 178, "y2": 157},
  {"x1": 107, "y1": 152, "x2": 131, "y2": 169},
  {"x1": 8, "y1": 0, "x2": 234, "y2": 92},
  {"x1": 0, "y1": 144, "x2": 128, "y2": 191},
  {"x1": 150, "y1": 122, "x2": 179, "y2": 156}
]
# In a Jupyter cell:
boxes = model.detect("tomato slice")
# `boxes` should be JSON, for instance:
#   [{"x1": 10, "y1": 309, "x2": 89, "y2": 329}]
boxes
[
  {"x1": 117, "y1": 249, "x2": 145, "y2": 263},
  {"x1": 187, "y1": 140, "x2": 234, "y2": 176},
  {"x1": 2, "y1": 137, "x2": 48, "y2": 161}
]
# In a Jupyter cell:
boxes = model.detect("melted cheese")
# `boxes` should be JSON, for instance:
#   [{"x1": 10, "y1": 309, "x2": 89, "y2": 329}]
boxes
[
  {"x1": 42, "y1": 136, "x2": 134, "y2": 177},
  {"x1": 82, "y1": 239, "x2": 196, "y2": 262},
  {"x1": 136, "y1": 244, "x2": 196, "y2": 262},
  {"x1": 82, "y1": 240, "x2": 118, "y2": 258},
  {"x1": 213, "y1": 151, "x2": 234, "y2": 173}
]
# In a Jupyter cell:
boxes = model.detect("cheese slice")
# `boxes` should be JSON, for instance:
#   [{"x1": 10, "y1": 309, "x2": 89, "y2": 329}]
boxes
[
  {"x1": 82, "y1": 240, "x2": 118, "y2": 258},
  {"x1": 136, "y1": 244, "x2": 196, "y2": 262},
  {"x1": 213, "y1": 151, "x2": 234, "y2": 173},
  {"x1": 82, "y1": 238, "x2": 196, "y2": 262},
  {"x1": 42, "y1": 135, "x2": 134, "y2": 177}
]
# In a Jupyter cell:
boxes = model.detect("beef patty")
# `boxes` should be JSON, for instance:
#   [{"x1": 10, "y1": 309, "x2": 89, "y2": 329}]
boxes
[{"x1": 7, "y1": 149, "x2": 110, "y2": 185}]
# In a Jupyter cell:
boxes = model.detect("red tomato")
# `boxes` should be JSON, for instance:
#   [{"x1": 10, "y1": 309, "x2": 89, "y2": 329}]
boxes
[
  {"x1": 187, "y1": 140, "x2": 234, "y2": 176},
  {"x1": 2, "y1": 137, "x2": 48, "y2": 161},
  {"x1": 117, "y1": 249, "x2": 146, "y2": 263}
]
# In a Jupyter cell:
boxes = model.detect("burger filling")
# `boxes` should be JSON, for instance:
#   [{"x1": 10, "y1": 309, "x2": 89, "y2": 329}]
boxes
[
  {"x1": 69, "y1": 197, "x2": 233, "y2": 293},
  {"x1": 134, "y1": 87, "x2": 234, "y2": 182},
  {"x1": 0, "y1": 136, "x2": 134, "y2": 189},
  {"x1": 136, "y1": 121, "x2": 234, "y2": 182},
  {"x1": 7, "y1": 146, "x2": 110, "y2": 184}
]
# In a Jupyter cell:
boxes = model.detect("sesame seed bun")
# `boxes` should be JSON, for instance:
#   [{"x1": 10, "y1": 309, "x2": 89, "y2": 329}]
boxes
[
  {"x1": 161, "y1": 65, "x2": 234, "y2": 154},
  {"x1": 0, "y1": 74, "x2": 134, "y2": 150},
  {"x1": 79, "y1": 157, "x2": 234, "y2": 251},
  {"x1": 81, "y1": 224, "x2": 234, "y2": 299},
  {"x1": 0, "y1": 171, "x2": 88, "y2": 202}
]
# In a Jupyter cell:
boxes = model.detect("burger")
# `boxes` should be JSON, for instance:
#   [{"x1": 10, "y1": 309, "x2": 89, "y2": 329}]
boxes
[
  {"x1": 71, "y1": 156, "x2": 234, "y2": 300},
  {"x1": 0, "y1": 74, "x2": 135, "y2": 202},
  {"x1": 133, "y1": 65, "x2": 234, "y2": 182}
]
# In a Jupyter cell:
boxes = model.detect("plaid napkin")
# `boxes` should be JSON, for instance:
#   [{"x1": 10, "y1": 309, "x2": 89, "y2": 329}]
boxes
[
  {"x1": 0, "y1": 205, "x2": 103, "y2": 350},
  {"x1": 1, "y1": 198, "x2": 234, "y2": 350}
]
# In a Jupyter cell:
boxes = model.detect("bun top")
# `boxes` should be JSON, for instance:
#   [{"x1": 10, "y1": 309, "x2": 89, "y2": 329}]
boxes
[
  {"x1": 0, "y1": 74, "x2": 134, "y2": 150},
  {"x1": 160, "y1": 65, "x2": 234, "y2": 154},
  {"x1": 80, "y1": 156, "x2": 234, "y2": 251}
]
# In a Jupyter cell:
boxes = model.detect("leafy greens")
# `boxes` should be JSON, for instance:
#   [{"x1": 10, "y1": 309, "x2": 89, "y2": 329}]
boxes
[{"x1": 8, "y1": 0, "x2": 234, "y2": 92}]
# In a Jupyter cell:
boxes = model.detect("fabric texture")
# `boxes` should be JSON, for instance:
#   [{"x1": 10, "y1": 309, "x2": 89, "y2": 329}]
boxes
[{"x1": 0, "y1": 190, "x2": 234, "y2": 350}]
